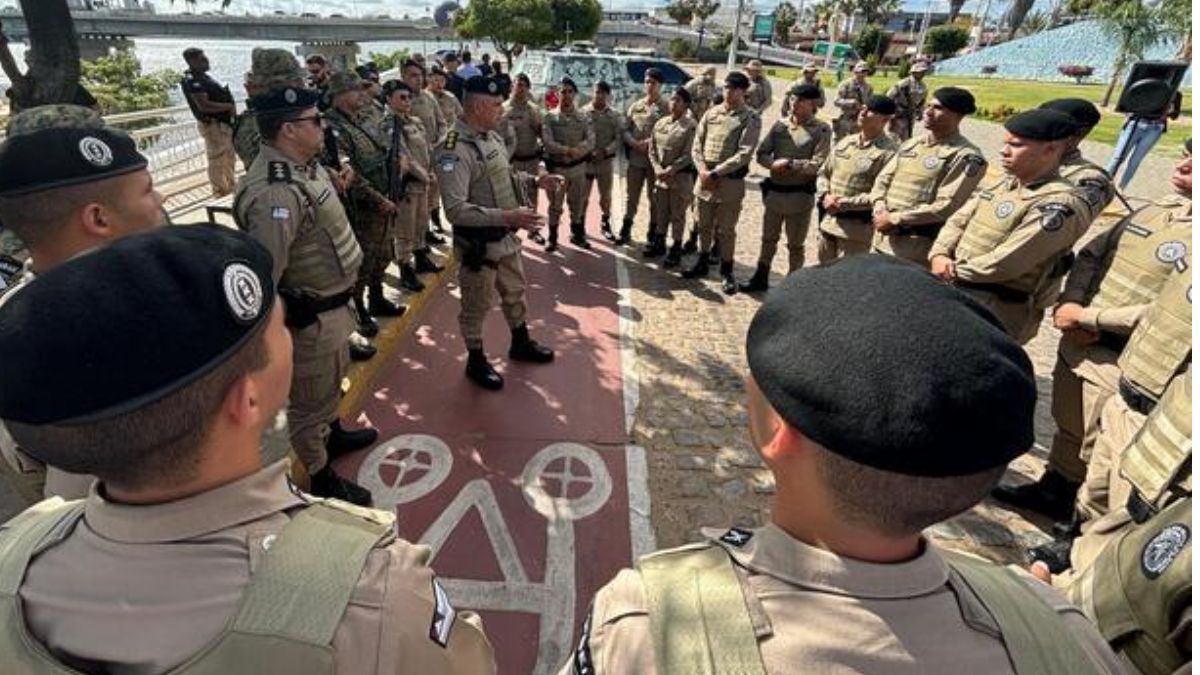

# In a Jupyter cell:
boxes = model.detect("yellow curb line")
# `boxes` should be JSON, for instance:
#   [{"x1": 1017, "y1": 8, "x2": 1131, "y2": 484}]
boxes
[{"x1": 339, "y1": 250, "x2": 459, "y2": 417}]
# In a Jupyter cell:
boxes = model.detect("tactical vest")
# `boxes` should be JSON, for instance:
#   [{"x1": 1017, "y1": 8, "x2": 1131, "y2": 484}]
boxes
[
  {"x1": 885, "y1": 137, "x2": 970, "y2": 212},
  {"x1": 702, "y1": 106, "x2": 755, "y2": 166},
  {"x1": 588, "y1": 108, "x2": 621, "y2": 157},
  {"x1": 0, "y1": 497, "x2": 395, "y2": 675},
  {"x1": 234, "y1": 154, "x2": 363, "y2": 293},
  {"x1": 638, "y1": 543, "x2": 1107, "y2": 675},
  {"x1": 1067, "y1": 497, "x2": 1191, "y2": 675},
  {"x1": 827, "y1": 135, "x2": 894, "y2": 199},
  {"x1": 328, "y1": 109, "x2": 389, "y2": 193},
  {"x1": 545, "y1": 109, "x2": 588, "y2": 164},
  {"x1": 627, "y1": 98, "x2": 668, "y2": 167},
  {"x1": 956, "y1": 177, "x2": 1079, "y2": 293},
  {"x1": 1118, "y1": 260, "x2": 1191, "y2": 400},
  {"x1": 455, "y1": 129, "x2": 520, "y2": 211},
  {"x1": 652, "y1": 117, "x2": 693, "y2": 170},
  {"x1": 1091, "y1": 200, "x2": 1190, "y2": 310},
  {"x1": 232, "y1": 112, "x2": 261, "y2": 167},
  {"x1": 1120, "y1": 365, "x2": 1191, "y2": 510},
  {"x1": 765, "y1": 118, "x2": 825, "y2": 186},
  {"x1": 503, "y1": 100, "x2": 540, "y2": 156}
]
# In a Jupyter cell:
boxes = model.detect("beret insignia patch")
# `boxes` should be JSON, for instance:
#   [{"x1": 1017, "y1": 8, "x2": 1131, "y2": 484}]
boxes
[
  {"x1": 284, "y1": 88, "x2": 298, "y2": 104},
  {"x1": 222, "y1": 262, "x2": 264, "y2": 323},
  {"x1": 993, "y1": 200, "x2": 1015, "y2": 219},
  {"x1": 1142, "y1": 523, "x2": 1189, "y2": 579},
  {"x1": 1038, "y1": 203, "x2": 1074, "y2": 232},
  {"x1": 429, "y1": 579, "x2": 456, "y2": 648},
  {"x1": 1155, "y1": 241, "x2": 1186, "y2": 264},
  {"x1": 78, "y1": 136, "x2": 114, "y2": 167},
  {"x1": 718, "y1": 527, "x2": 753, "y2": 547}
]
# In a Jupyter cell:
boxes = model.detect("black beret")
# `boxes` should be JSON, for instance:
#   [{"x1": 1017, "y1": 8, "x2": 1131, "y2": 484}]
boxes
[
  {"x1": 932, "y1": 86, "x2": 976, "y2": 115},
  {"x1": 1039, "y1": 98, "x2": 1101, "y2": 130},
  {"x1": 865, "y1": 94, "x2": 897, "y2": 115},
  {"x1": 382, "y1": 79, "x2": 414, "y2": 97},
  {"x1": 516, "y1": 73, "x2": 531, "y2": 86},
  {"x1": 250, "y1": 85, "x2": 321, "y2": 116},
  {"x1": 672, "y1": 86, "x2": 693, "y2": 105},
  {"x1": 0, "y1": 125, "x2": 148, "y2": 197},
  {"x1": 0, "y1": 224, "x2": 276, "y2": 425},
  {"x1": 464, "y1": 75, "x2": 504, "y2": 96},
  {"x1": 644, "y1": 68, "x2": 664, "y2": 83},
  {"x1": 595, "y1": 80, "x2": 612, "y2": 94},
  {"x1": 559, "y1": 76, "x2": 578, "y2": 92},
  {"x1": 789, "y1": 83, "x2": 822, "y2": 100},
  {"x1": 745, "y1": 255, "x2": 1036, "y2": 478},
  {"x1": 1003, "y1": 109, "x2": 1079, "y2": 141},
  {"x1": 725, "y1": 72, "x2": 750, "y2": 90}
]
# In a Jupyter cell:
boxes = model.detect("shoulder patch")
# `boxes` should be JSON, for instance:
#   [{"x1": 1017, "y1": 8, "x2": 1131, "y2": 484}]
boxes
[
  {"x1": 268, "y1": 161, "x2": 291, "y2": 183},
  {"x1": 718, "y1": 527, "x2": 754, "y2": 548},
  {"x1": 1142, "y1": 523, "x2": 1189, "y2": 579},
  {"x1": 1156, "y1": 240, "x2": 1187, "y2": 264},
  {"x1": 1037, "y1": 202, "x2": 1075, "y2": 232},
  {"x1": 429, "y1": 579, "x2": 457, "y2": 648},
  {"x1": 439, "y1": 154, "x2": 459, "y2": 174},
  {"x1": 964, "y1": 154, "x2": 987, "y2": 178},
  {"x1": 444, "y1": 130, "x2": 458, "y2": 150}
]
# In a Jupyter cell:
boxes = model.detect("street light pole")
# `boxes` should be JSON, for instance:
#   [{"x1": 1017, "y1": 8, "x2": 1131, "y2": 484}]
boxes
[{"x1": 726, "y1": 0, "x2": 745, "y2": 69}]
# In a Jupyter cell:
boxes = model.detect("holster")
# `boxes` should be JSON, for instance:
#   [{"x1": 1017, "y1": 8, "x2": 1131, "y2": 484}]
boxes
[
  {"x1": 453, "y1": 226, "x2": 509, "y2": 272},
  {"x1": 279, "y1": 287, "x2": 352, "y2": 330}
]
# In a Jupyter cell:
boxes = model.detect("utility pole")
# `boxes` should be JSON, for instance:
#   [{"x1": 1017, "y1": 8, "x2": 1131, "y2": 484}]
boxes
[
  {"x1": 914, "y1": 0, "x2": 934, "y2": 58},
  {"x1": 727, "y1": 0, "x2": 745, "y2": 69},
  {"x1": 972, "y1": 0, "x2": 993, "y2": 49}
]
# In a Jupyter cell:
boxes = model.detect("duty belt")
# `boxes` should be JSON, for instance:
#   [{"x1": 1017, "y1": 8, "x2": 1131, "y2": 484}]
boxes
[
  {"x1": 955, "y1": 280, "x2": 1031, "y2": 304},
  {"x1": 590, "y1": 150, "x2": 615, "y2": 161},
  {"x1": 761, "y1": 178, "x2": 816, "y2": 195},
  {"x1": 1096, "y1": 331, "x2": 1130, "y2": 353},
  {"x1": 546, "y1": 154, "x2": 588, "y2": 170},
  {"x1": 512, "y1": 150, "x2": 542, "y2": 162},
  {"x1": 278, "y1": 287, "x2": 352, "y2": 331},
  {"x1": 892, "y1": 223, "x2": 942, "y2": 238},
  {"x1": 705, "y1": 162, "x2": 749, "y2": 179},
  {"x1": 1119, "y1": 377, "x2": 1158, "y2": 415}
]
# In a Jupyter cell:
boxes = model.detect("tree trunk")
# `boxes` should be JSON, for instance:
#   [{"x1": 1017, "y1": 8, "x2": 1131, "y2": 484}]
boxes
[
  {"x1": 1101, "y1": 51, "x2": 1127, "y2": 108},
  {"x1": 948, "y1": 0, "x2": 965, "y2": 23},
  {"x1": 2, "y1": 0, "x2": 82, "y2": 112},
  {"x1": 1176, "y1": 28, "x2": 1191, "y2": 61}
]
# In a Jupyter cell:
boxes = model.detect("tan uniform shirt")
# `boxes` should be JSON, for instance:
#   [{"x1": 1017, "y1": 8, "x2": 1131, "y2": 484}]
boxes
[
  {"x1": 623, "y1": 96, "x2": 669, "y2": 168},
  {"x1": 433, "y1": 89, "x2": 463, "y2": 127},
  {"x1": 817, "y1": 132, "x2": 900, "y2": 242},
  {"x1": 411, "y1": 89, "x2": 447, "y2": 146},
  {"x1": 561, "y1": 524, "x2": 1125, "y2": 675},
  {"x1": 746, "y1": 75, "x2": 773, "y2": 113},
  {"x1": 16, "y1": 460, "x2": 496, "y2": 674},
  {"x1": 397, "y1": 113, "x2": 434, "y2": 192},
  {"x1": 755, "y1": 115, "x2": 832, "y2": 183},
  {"x1": 871, "y1": 132, "x2": 987, "y2": 227},
  {"x1": 587, "y1": 104, "x2": 623, "y2": 160},
  {"x1": 691, "y1": 103, "x2": 763, "y2": 177},
  {"x1": 648, "y1": 113, "x2": 697, "y2": 178},
  {"x1": 502, "y1": 97, "x2": 543, "y2": 159},
  {"x1": 542, "y1": 106, "x2": 595, "y2": 168}
]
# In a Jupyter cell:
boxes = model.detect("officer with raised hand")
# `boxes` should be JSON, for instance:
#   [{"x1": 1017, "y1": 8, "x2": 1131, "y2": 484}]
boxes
[
  {"x1": 561, "y1": 255, "x2": 1125, "y2": 675},
  {"x1": 0, "y1": 225, "x2": 497, "y2": 674},
  {"x1": 871, "y1": 86, "x2": 987, "y2": 265},
  {"x1": 929, "y1": 109, "x2": 1091, "y2": 344},
  {"x1": 234, "y1": 85, "x2": 378, "y2": 506},
  {"x1": 437, "y1": 76, "x2": 562, "y2": 390}
]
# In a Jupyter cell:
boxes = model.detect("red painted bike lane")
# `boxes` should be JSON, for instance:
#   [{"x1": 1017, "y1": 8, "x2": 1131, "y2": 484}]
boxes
[{"x1": 335, "y1": 214, "x2": 644, "y2": 675}]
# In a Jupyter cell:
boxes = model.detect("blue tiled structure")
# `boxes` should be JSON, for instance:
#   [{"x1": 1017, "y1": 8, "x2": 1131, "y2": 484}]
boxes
[{"x1": 933, "y1": 20, "x2": 1191, "y2": 87}]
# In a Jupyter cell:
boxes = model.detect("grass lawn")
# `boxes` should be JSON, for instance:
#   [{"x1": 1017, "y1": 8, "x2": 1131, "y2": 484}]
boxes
[{"x1": 766, "y1": 67, "x2": 1192, "y2": 157}]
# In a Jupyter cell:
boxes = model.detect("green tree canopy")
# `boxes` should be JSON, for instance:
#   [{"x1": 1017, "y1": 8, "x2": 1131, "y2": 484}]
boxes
[
  {"x1": 923, "y1": 24, "x2": 970, "y2": 57},
  {"x1": 774, "y1": 2, "x2": 798, "y2": 42},
  {"x1": 82, "y1": 49, "x2": 177, "y2": 115},
  {"x1": 663, "y1": 0, "x2": 721, "y2": 26},
  {"x1": 454, "y1": 0, "x2": 601, "y2": 63},
  {"x1": 853, "y1": 24, "x2": 890, "y2": 60}
]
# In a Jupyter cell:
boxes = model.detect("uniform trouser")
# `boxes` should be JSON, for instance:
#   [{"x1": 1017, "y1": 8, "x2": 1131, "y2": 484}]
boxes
[
  {"x1": 351, "y1": 209, "x2": 395, "y2": 287},
  {"x1": 1048, "y1": 342, "x2": 1122, "y2": 483},
  {"x1": 458, "y1": 250, "x2": 528, "y2": 350},
  {"x1": 696, "y1": 178, "x2": 746, "y2": 262},
  {"x1": 650, "y1": 174, "x2": 695, "y2": 242},
  {"x1": 289, "y1": 305, "x2": 354, "y2": 473},
  {"x1": 1078, "y1": 394, "x2": 1146, "y2": 523},
  {"x1": 548, "y1": 166, "x2": 589, "y2": 229},
  {"x1": 957, "y1": 287, "x2": 1042, "y2": 345},
  {"x1": 872, "y1": 231, "x2": 935, "y2": 266},
  {"x1": 427, "y1": 180, "x2": 441, "y2": 215},
  {"x1": 198, "y1": 120, "x2": 237, "y2": 197},
  {"x1": 817, "y1": 232, "x2": 872, "y2": 262},
  {"x1": 586, "y1": 157, "x2": 615, "y2": 217},
  {"x1": 395, "y1": 191, "x2": 423, "y2": 264},
  {"x1": 759, "y1": 191, "x2": 814, "y2": 273},
  {"x1": 413, "y1": 190, "x2": 431, "y2": 245},
  {"x1": 625, "y1": 162, "x2": 656, "y2": 220},
  {"x1": 512, "y1": 158, "x2": 541, "y2": 210},
  {"x1": 889, "y1": 116, "x2": 916, "y2": 141},
  {"x1": 833, "y1": 117, "x2": 859, "y2": 140}
]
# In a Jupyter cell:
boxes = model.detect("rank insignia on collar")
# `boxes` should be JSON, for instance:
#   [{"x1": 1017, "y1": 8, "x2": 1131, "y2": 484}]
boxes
[
  {"x1": 268, "y1": 161, "x2": 291, "y2": 183},
  {"x1": 719, "y1": 527, "x2": 754, "y2": 547},
  {"x1": 444, "y1": 130, "x2": 458, "y2": 150}
]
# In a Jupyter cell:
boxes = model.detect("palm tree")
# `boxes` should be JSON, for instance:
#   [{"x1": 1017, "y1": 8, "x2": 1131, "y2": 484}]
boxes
[
  {"x1": 1002, "y1": 0, "x2": 1037, "y2": 40},
  {"x1": 1095, "y1": 0, "x2": 1176, "y2": 106}
]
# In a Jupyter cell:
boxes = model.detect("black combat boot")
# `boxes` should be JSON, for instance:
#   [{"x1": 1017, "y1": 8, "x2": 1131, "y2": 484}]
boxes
[
  {"x1": 739, "y1": 263, "x2": 771, "y2": 293},
  {"x1": 680, "y1": 255, "x2": 709, "y2": 279},
  {"x1": 617, "y1": 216, "x2": 633, "y2": 245},
  {"x1": 310, "y1": 465, "x2": 374, "y2": 507},
  {"x1": 368, "y1": 283, "x2": 407, "y2": 317},
  {"x1": 400, "y1": 263, "x2": 426, "y2": 292},
  {"x1": 991, "y1": 470, "x2": 1081, "y2": 522},
  {"x1": 682, "y1": 227, "x2": 699, "y2": 254},
  {"x1": 545, "y1": 223, "x2": 559, "y2": 253},
  {"x1": 720, "y1": 261, "x2": 738, "y2": 295},
  {"x1": 466, "y1": 348, "x2": 504, "y2": 390},
  {"x1": 642, "y1": 233, "x2": 666, "y2": 258},
  {"x1": 353, "y1": 293, "x2": 380, "y2": 337},
  {"x1": 570, "y1": 221, "x2": 591, "y2": 249},
  {"x1": 349, "y1": 340, "x2": 376, "y2": 362},
  {"x1": 663, "y1": 241, "x2": 683, "y2": 268},
  {"x1": 414, "y1": 248, "x2": 444, "y2": 274},
  {"x1": 327, "y1": 419, "x2": 379, "y2": 459},
  {"x1": 509, "y1": 323, "x2": 555, "y2": 363},
  {"x1": 707, "y1": 241, "x2": 721, "y2": 265},
  {"x1": 425, "y1": 230, "x2": 446, "y2": 246},
  {"x1": 600, "y1": 214, "x2": 616, "y2": 242},
  {"x1": 430, "y1": 207, "x2": 445, "y2": 233}
]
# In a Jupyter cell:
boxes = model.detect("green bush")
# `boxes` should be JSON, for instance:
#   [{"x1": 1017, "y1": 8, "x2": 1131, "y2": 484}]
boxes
[
  {"x1": 81, "y1": 50, "x2": 177, "y2": 116},
  {"x1": 668, "y1": 38, "x2": 697, "y2": 60},
  {"x1": 923, "y1": 25, "x2": 969, "y2": 59},
  {"x1": 897, "y1": 56, "x2": 911, "y2": 78},
  {"x1": 368, "y1": 49, "x2": 411, "y2": 73}
]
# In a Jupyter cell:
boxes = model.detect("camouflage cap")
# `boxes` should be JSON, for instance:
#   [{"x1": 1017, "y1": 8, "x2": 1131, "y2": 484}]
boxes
[
  {"x1": 327, "y1": 70, "x2": 363, "y2": 98},
  {"x1": 5, "y1": 104, "x2": 104, "y2": 138},
  {"x1": 248, "y1": 48, "x2": 305, "y2": 89}
]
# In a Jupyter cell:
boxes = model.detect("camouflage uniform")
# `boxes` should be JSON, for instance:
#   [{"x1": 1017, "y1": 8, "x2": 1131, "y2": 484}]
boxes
[
  {"x1": 885, "y1": 75, "x2": 927, "y2": 140},
  {"x1": 833, "y1": 77, "x2": 873, "y2": 139},
  {"x1": 683, "y1": 73, "x2": 719, "y2": 121},
  {"x1": 232, "y1": 48, "x2": 307, "y2": 168}
]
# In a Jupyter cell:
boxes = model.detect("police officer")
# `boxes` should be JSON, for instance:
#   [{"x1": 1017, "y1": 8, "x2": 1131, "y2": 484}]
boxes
[
  {"x1": 930, "y1": 109, "x2": 1091, "y2": 344},
  {"x1": 683, "y1": 71, "x2": 762, "y2": 295},
  {"x1": 233, "y1": 85, "x2": 378, "y2": 505},
  {"x1": 437, "y1": 76, "x2": 562, "y2": 390},
  {"x1": 233, "y1": 48, "x2": 307, "y2": 169},
  {"x1": 622, "y1": 68, "x2": 669, "y2": 246},
  {"x1": 0, "y1": 225, "x2": 497, "y2": 674},
  {"x1": 886, "y1": 61, "x2": 929, "y2": 140},
  {"x1": 0, "y1": 105, "x2": 163, "y2": 501},
  {"x1": 833, "y1": 61, "x2": 873, "y2": 139},
  {"x1": 383, "y1": 80, "x2": 445, "y2": 287},
  {"x1": 647, "y1": 87, "x2": 697, "y2": 268},
  {"x1": 305, "y1": 53, "x2": 333, "y2": 111},
  {"x1": 871, "y1": 86, "x2": 987, "y2": 265},
  {"x1": 586, "y1": 81, "x2": 623, "y2": 242},
  {"x1": 1039, "y1": 98, "x2": 1118, "y2": 223},
  {"x1": 744, "y1": 59, "x2": 773, "y2": 114},
  {"x1": 741, "y1": 83, "x2": 831, "y2": 292},
  {"x1": 402, "y1": 60, "x2": 450, "y2": 241},
  {"x1": 993, "y1": 141, "x2": 1190, "y2": 523},
  {"x1": 779, "y1": 63, "x2": 826, "y2": 117},
  {"x1": 683, "y1": 65, "x2": 719, "y2": 121},
  {"x1": 561, "y1": 255, "x2": 1125, "y2": 675},
  {"x1": 504, "y1": 73, "x2": 544, "y2": 176},
  {"x1": 816, "y1": 95, "x2": 899, "y2": 261},
  {"x1": 324, "y1": 71, "x2": 412, "y2": 319},
  {"x1": 542, "y1": 76, "x2": 595, "y2": 251},
  {"x1": 429, "y1": 66, "x2": 464, "y2": 128},
  {"x1": 181, "y1": 47, "x2": 237, "y2": 196}
]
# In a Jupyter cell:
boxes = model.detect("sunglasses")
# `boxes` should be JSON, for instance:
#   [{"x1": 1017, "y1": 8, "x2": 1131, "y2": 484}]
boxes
[{"x1": 288, "y1": 115, "x2": 323, "y2": 128}]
